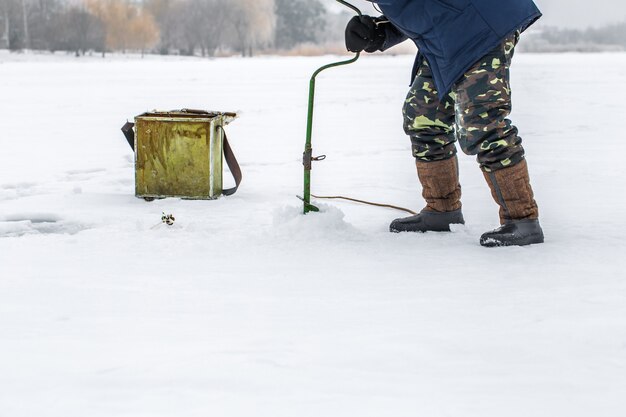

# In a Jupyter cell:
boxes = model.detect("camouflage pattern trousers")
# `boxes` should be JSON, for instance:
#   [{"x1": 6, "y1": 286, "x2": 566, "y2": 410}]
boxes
[{"x1": 404, "y1": 34, "x2": 524, "y2": 172}]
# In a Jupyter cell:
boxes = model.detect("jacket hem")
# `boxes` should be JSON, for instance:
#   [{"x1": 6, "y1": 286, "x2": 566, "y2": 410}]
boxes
[{"x1": 436, "y1": 10, "x2": 543, "y2": 99}]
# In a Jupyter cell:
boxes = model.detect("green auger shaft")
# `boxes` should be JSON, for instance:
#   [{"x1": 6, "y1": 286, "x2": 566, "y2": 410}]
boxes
[{"x1": 302, "y1": 0, "x2": 362, "y2": 214}]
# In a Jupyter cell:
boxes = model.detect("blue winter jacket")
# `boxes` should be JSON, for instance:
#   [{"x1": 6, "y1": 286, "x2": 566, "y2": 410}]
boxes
[{"x1": 371, "y1": 0, "x2": 542, "y2": 98}]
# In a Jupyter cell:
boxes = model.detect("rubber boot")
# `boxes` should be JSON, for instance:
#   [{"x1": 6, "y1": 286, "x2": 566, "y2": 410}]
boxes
[
  {"x1": 390, "y1": 156, "x2": 465, "y2": 233},
  {"x1": 481, "y1": 159, "x2": 544, "y2": 247}
]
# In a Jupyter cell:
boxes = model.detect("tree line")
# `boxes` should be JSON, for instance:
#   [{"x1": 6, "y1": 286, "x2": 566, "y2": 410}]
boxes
[
  {"x1": 0, "y1": 0, "x2": 339, "y2": 56},
  {"x1": 522, "y1": 21, "x2": 626, "y2": 53}
]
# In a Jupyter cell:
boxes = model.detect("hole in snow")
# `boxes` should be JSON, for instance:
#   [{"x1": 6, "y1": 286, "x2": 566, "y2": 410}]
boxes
[{"x1": 0, "y1": 214, "x2": 89, "y2": 238}]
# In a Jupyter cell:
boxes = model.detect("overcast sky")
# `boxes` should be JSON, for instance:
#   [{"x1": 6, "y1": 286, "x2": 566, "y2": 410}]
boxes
[
  {"x1": 335, "y1": 0, "x2": 626, "y2": 29},
  {"x1": 535, "y1": 0, "x2": 626, "y2": 28}
]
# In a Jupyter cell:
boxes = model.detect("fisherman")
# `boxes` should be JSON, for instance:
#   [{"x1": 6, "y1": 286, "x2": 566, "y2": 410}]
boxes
[{"x1": 345, "y1": 0, "x2": 544, "y2": 247}]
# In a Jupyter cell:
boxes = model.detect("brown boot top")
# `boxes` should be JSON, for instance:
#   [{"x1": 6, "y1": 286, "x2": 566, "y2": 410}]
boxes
[
  {"x1": 483, "y1": 159, "x2": 539, "y2": 224},
  {"x1": 416, "y1": 157, "x2": 462, "y2": 213}
]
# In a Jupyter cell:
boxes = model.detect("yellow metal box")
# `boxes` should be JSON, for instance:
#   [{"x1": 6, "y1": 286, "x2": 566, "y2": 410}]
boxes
[{"x1": 127, "y1": 110, "x2": 239, "y2": 200}]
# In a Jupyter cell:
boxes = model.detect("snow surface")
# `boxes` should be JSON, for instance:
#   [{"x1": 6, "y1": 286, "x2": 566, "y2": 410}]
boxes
[{"x1": 1, "y1": 50, "x2": 626, "y2": 417}]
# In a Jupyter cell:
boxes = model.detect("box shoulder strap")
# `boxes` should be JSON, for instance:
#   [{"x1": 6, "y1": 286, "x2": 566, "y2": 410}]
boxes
[
  {"x1": 122, "y1": 121, "x2": 135, "y2": 151},
  {"x1": 219, "y1": 126, "x2": 242, "y2": 196}
]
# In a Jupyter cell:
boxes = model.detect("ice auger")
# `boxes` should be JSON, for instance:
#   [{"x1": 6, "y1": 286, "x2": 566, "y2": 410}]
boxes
[{"x1": 299, "y1": 0, "x2": 362, "y2": 214}]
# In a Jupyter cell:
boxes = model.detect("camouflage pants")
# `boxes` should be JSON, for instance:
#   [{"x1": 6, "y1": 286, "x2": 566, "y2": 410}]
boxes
[{"x1": 403, "y1": 34, "x2": 524, "y2": 172}]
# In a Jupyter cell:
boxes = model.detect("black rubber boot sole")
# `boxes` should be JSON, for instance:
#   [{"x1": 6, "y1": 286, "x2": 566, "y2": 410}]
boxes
[
  {"x1": 480, "y1": 219, "x2": 544, "y2": 247},
  {"x1": 390, "y1": 209, "x2": 465, "y2": 233}
]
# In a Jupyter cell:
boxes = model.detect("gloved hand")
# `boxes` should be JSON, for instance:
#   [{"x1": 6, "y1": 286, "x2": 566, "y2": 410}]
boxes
[{"x1": 345, "y1": 15, "x2": 386, "y2": 53}]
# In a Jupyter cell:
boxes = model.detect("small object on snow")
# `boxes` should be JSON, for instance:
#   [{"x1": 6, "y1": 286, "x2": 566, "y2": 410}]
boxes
[
  {"x1": 161, "y1": 213, "x2": 175, "y2": 226},
  {"x1": 151, "y1": 212, "x2": 176, "y2": 229}
]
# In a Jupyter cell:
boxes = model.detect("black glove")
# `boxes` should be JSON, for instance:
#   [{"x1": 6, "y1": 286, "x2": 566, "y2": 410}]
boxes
[{"x1": 345, "y1": 15, "x2": 386, "y2": 53}]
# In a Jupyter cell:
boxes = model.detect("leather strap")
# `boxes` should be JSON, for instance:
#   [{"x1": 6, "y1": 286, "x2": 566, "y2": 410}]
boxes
[
  {"x1": 120, "y1": 121, "x2": 242, "y2": 196},
  {"x1": 122, "y1": 121, "x2": 135, "y2": 151},
  {"x1": 219, "y1": 126, "x2": 242, "y2": 196}
]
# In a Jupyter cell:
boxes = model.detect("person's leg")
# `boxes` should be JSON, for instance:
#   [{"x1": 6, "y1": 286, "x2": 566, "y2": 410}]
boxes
[
  {"x1": 453, "y1": 33, "x2": 543, "y2": 246},
  {"x1": 390, "y1": 60, "x2": 464, "y2": 233},
  {"x1": 405, "y1": 60, "x2": 458, "y2": 165}
]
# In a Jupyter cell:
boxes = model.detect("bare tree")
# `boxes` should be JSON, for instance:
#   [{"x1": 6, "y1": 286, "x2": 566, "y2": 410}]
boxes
[
  {"x1": 194, "y1": 0, "x2": 230, "y2": 57},
  {"x1": 28, "y1": 0, "x2": 64, "y2": 51},
  {"x1": 128, "y1": 7, "x2": 159, "y2": 57},
  {"x1": 275, "y1": 0, "x2": 326, "y2": 49},
  {"x1": 86, "y1": 0, "x2": 159, "y2": 56},
  {"x1": 170, "y1": 0, "x2": 200, "y2": 55},
  {"x1": 169, "y1": 0, "x2": 233, "y2": 57},
  {"x1": 145, "y1": 0, "x2": 180, "y2": 55},
  {"x1": 20, "y1": 0, "x2": 28, "y2": 49},
  {"x1": 226, "y1": 0, "x2": 275, "y2": 57},
  {"x1": 0, "y1": 0, "x2": 10, "y2": 49},
  {"x1": 0, "y1": 0, "x2": 67, "y2": 51},
  {"x1": 59, "y1": 5, "x2": 105, "y2": 56}
]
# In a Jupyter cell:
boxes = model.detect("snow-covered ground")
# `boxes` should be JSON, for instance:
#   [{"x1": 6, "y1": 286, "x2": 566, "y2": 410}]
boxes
[{"x1": 1, "y1": 50, "x2": 626, "y2": 417}]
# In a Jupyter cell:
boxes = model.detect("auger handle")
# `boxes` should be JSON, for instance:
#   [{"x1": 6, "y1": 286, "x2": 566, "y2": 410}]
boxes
[
  {"x1": 336, "y1": 0, "x2": 363, "y2": 16},
  {"x1": 302, "y1": 0, "x2": 363, "y2": 214}
]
